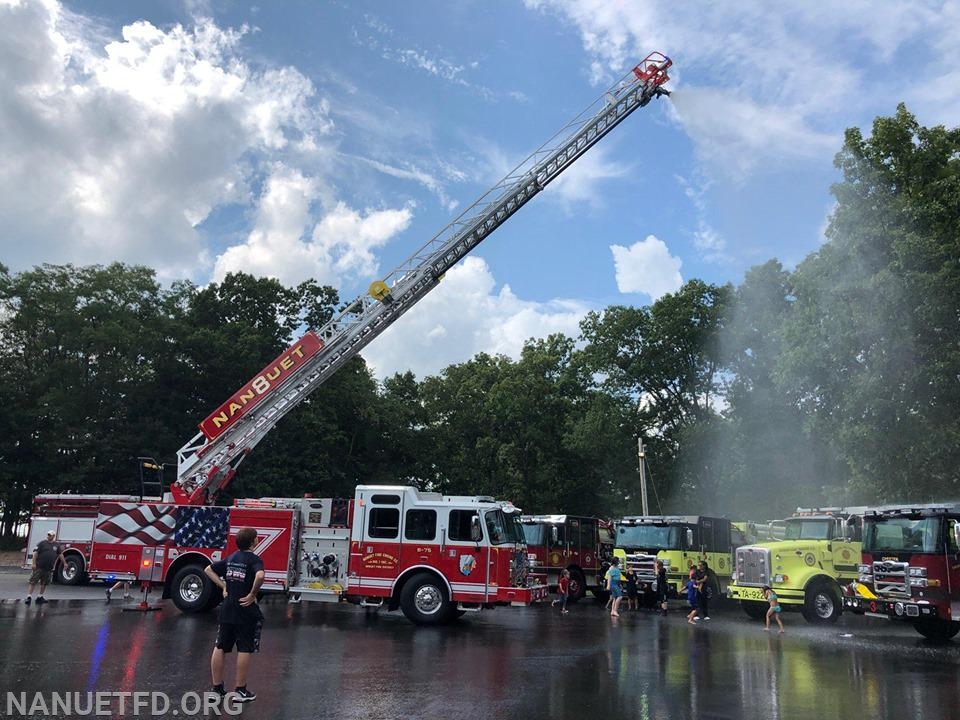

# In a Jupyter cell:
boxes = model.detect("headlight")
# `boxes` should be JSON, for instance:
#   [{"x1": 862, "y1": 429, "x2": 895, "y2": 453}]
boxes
[
  {"x1": 773, "y1": 574, "x2": 785, "y2": 583},
  {"x1": 908, "y1": 567, "x2": 927, "y2": 577},
  {"x1": 909, "y1": 577, "x2": 928, "y2": 587},
  {"x1": 858, "y1": 564, "x2": 872, "y2": 574}
]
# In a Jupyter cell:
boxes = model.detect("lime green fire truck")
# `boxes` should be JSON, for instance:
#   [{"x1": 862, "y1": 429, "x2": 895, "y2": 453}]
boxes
[
  {"x1": 727, "y1": 507, "x2": 865, "y2": 623},
  {"x1": 614, "y1": 515, "x2": 753, "y2": 605}
]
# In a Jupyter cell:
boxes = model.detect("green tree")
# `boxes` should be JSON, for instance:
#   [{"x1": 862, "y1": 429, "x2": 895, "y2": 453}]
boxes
[
  {"x1": 779, "y1": 105, "x2": 960, "y2": 500},
  {"x1": 577, "y1": 280, "x2": 731, "y2": 508},
  {"x1": 0, "y1": 263, "x2": 169, "y2": 538}
]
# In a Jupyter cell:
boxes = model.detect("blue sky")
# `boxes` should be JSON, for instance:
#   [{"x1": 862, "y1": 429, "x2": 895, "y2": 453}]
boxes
[{"x1": 2, "y1": 0, "x2": 959, "y2": 380}]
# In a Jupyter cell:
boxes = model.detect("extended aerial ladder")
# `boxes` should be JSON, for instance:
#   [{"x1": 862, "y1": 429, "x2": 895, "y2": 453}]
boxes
[{"x1": 172, "y1": 53, "x2": 673, "y2": 505}]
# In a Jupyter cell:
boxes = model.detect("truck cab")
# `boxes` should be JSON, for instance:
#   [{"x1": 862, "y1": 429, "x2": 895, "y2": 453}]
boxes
[{"x1": 614, "y1": 515, "x2": 740, "y2": 605}]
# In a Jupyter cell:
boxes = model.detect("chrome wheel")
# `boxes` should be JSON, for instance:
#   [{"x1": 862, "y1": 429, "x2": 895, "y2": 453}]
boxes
[{"x1": 414, "y1": 582, "x2": 444, "y2": 616}]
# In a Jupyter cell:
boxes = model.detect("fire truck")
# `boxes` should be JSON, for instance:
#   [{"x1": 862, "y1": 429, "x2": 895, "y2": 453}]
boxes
[
  {"x1": 48, "y1": 486, "x2": 536, "y2": 624},
  {"x1": 613, "y1": 515, "x2": 751, "y2": 605},
  {"x1": 727, "y1": 507, "x2": 865, "y2": 623},
  {"x1": 519, "y1": 515, "x2": 615, "y2": 602},
  {"x1": 23, "y1": 55, "x2": 673, "y2": 622},
  {"x1": 843, "y1": 504, "x2": 960, "y2": 641}
]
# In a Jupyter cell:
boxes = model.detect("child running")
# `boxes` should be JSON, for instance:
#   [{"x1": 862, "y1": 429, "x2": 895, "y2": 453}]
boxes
[
  {"x1": 685, "y1": 570, "x2": 700, "y2": 624},
  {"x1": 552, "y1": 569, "x2": 570, "y2": 614},
  {"x1": 763, "y1": 585, "x2": 785, "y2": 633}
]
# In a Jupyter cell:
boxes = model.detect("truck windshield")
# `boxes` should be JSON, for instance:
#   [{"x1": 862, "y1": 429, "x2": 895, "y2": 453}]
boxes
[
  {"x1": 616, "y1": 524, "x2": 678, "y2": 550},
  {"x1": 520, "y1": 523, "x2": 548, "y2": 547},
  {"x1": 863, "y1": 517, "x2": 941, "y2": 553},
  {"x1": 486, "y1": 510, "x2": 524, "y2": 546},
  {"x1": 783, "y1": 520, "x2": 831, "y2": 541}
]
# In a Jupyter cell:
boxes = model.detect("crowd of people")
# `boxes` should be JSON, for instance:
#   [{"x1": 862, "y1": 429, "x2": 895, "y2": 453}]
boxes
[{"x1": 550, "y1": 556, "x2": 783, "y2": 632}]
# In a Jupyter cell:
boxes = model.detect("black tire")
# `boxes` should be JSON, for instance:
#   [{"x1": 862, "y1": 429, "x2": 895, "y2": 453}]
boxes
[
  {"x1": 205, "y1": 589, "x2": 224, "y2": 611},
  {"x1": 567, "y1": 569, "x2": 587, "y2": 604},
  {"x1": 56, "y1": 555, "x2": 85, "y2": 586},
  {"x1": 915, "y1": 619, "x2": 960, "y2": 642},
  {"x1": 171, "y1": 564, "x2": 214, "y2": 613},
  {"x1": 802, "y1": 581, "x2": 842, "y2": 624},
  {"x1": 741, "y1": 600, "x2": 768, "y2": 620},
  {"x1": 400, "y1": 572, "x2": 452, "y2": 625},
  {"x1": 444, "y1": 606, "x2": 467, "y2": 622}
]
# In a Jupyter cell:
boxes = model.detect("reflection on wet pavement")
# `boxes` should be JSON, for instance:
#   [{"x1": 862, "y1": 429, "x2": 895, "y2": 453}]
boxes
[{"x1": 3, "y1": 599, "x2": 960, "y2": 719}]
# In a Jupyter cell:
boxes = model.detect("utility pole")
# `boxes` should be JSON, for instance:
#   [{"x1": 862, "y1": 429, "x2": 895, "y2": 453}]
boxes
[{"x1": 638, "y1": 439, "x2": 649, "y2": 516}]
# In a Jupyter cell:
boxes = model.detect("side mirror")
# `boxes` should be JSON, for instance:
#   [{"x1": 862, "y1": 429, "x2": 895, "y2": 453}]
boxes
[
  {"x1": 685, "y1": 528, "x2": 693, "y2": 549},
  {"x1": 550, "y1": 526, "x2": 559, "y2": 544},
  {"x1": 470, "y1": 516, "x2": 483, "y2": 543}
]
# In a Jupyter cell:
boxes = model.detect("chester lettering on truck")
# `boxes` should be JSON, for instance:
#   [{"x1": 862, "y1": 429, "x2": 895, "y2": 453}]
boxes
[{"x1": 199, "y1": 331, "x2": 323, "y2": 441}]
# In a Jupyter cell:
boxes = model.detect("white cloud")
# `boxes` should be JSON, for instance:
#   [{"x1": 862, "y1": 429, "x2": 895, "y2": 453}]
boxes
[
  {"x1": 545, "y1": 144, "x2": 631, "y2": 210},
  {"x1": 524, "y1": 0, "x2": 958, "y2": 178},
  {"x1": 611, "y1": 235, "x2": 683, "y2": 300},
  {"x1": 213, "y1": 165, "x2": 413, "y2": 287},
  {"x1": 0, "y1": 2, "x2": 333, "y2": 279},
  {"x1": 693, "y1": 221, "x2": 726, "y2": 262},
  {"x1": 363, "y1": 256, "x2": 590, "y2": 379}
]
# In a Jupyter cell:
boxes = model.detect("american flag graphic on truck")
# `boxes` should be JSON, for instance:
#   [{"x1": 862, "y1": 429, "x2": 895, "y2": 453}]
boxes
[{"x1": 94, "y1": 503, "x2": 229, "y2": 549}]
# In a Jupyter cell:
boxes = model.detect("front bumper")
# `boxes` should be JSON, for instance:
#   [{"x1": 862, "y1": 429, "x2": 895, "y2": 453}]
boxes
[{"x1": 843, "y1": 595, "x2": 941, "y2": 621}]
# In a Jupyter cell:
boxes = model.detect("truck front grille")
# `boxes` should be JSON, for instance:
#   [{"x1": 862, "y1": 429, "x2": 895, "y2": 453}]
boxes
[
  {"x1": 872, "y1": 560, "x2": 910, "y2": 598},
  {"x1": 735, "y1": 547, "x2": 771, "y2": 586},
  {"x1": 623, "y1": 552, "x2": 658, "y2": 583}
]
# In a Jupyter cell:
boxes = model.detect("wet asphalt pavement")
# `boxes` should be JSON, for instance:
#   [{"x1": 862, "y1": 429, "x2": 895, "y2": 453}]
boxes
[{"x1": 3, "y1": 569, "x2": 960, "y2": 720}]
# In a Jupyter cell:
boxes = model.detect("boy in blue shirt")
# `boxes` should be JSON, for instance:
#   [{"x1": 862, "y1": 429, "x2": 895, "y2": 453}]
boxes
[{"x1": 685, "y1": 570, "x2": 700, "y2": 624}]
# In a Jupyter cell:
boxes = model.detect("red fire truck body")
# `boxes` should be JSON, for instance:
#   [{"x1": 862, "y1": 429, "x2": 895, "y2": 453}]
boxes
[
  {"x1": 844, "y1": 504, "x2": 960, "y2": 642},
  {"x1": 519, "y1": 515, "x2": 614, "y2": 602},
  {"x1": 27, "y1": 486, "x2": 545, "y2": 624}
]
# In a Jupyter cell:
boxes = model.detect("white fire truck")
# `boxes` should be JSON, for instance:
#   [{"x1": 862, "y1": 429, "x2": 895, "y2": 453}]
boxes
[{"x1": 24, "y1": 54, "x2": 673, "y2": 624}]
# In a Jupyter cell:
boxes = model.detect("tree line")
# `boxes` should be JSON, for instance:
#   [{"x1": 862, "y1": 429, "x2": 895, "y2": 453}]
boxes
[{"x1": 1, "y1": 105, "x2": 957, "y2": 542}]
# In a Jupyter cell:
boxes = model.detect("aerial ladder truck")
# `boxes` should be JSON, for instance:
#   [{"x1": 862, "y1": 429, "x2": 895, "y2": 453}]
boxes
[
  {"x1": 172, "y1": 52, "x2": 672, "y2": 507},
  {"x1": 27, "y1": 54, "x2": 672, "y2": 622}
]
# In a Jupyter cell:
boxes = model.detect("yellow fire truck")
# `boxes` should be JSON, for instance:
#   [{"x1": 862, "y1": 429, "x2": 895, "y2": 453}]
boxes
[
  {"x1": 613, "y1": 515, "x2": 753, "y2": 604},
  {"x1": 727, "y1": 507, "x2": 865, "y2": 623}
]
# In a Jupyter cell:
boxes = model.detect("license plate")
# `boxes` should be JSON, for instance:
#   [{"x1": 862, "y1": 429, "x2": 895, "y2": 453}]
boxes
[{"x1": 730, "y1": 586, "x2": 767, "y2": 601}]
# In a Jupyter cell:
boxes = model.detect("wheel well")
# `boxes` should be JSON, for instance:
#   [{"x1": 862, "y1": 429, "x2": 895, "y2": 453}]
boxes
[
  {"x1": 394, "y1": 567, "x2": 450, "y2": 603},
  {"x1": 805, "y1": 575, "x2": 840, "y2": 594},
  {"x1": 162, "y1": 554, "x2": 211, "y2": 599},
  {"x1": 59, "y1": 549, "x2": 85, "y2": 566}
]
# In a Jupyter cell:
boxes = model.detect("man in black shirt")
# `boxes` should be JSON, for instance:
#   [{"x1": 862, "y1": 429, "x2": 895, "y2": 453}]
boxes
[
  {"x1": 26, "y1": 530, "x2": 65, "y2": 606},
  {"x1": 205, "y1": 526, "x2": 265, "y2": 703}
]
